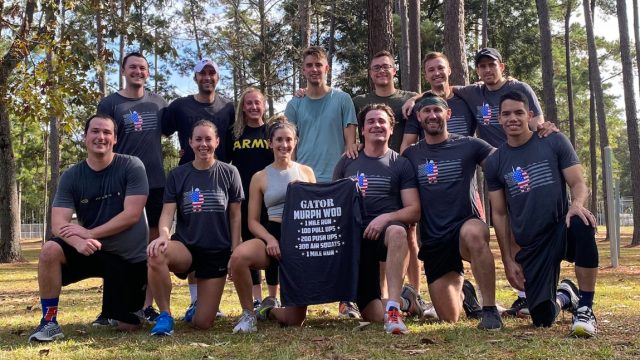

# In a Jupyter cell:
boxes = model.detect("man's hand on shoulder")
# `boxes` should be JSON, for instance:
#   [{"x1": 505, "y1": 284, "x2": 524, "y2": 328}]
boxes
[
  {"x1": 294, "y1": 88, "x2": 307, "y2": 98},
  {"x1": 536, "y1": 121, "x2": 559, "y2": 138},
  {"x1": 343, "y1": 143, "x2": 360, "y2": 159}
]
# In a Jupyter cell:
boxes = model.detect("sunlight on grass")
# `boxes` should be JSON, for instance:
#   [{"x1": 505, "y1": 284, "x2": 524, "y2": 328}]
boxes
[{"x1": 1, "y1": 233, "x2": 639, "y2": 359}]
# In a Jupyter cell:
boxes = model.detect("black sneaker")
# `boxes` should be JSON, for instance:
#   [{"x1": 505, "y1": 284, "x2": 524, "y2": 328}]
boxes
[
  {"x1": 143, "y1": 305, "x2": 160, "y2": 322},
  {"x1": 91, "y1": 313, "x2": 111, "y2": 327},
  {"x1": 478, "y1": 307, "x2": 503, "y2": 331},
  {"x1": 462, "y1": 280, "x2": 482, "y2": 319},
  {"x1": 558, "y1": 279, "x2": 580, "y2": 313},
  {"x1": 502, "y1": 296, "x2": 529, "y2": 318}
]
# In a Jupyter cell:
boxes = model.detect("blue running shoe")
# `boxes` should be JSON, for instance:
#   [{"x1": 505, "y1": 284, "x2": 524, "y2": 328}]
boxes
[
  {"x1": 150, "y1": 311, "x2": 174, "y2": 336},
  {"x1": 183, "y1": 301, "x2": 196, "y2": 323}
]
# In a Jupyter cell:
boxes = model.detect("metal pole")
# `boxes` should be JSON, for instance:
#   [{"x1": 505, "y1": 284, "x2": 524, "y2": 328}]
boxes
[{"x1": 604, "y1": 146, "x2": 618, "y2": 267}]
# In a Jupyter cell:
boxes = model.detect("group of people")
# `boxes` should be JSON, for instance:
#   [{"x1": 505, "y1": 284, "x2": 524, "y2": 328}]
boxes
[{"x1": 28, "y1": 45, "x2": 599, "y2": 342}]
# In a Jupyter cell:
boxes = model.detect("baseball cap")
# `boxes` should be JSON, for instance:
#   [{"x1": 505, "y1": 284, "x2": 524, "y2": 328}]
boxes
[
  {"x1": 474, "y1": 48, "x2": 502, "y2": 65},
  {"x1": 194, "y1": 59, "x2": 219, "y2": 73}
]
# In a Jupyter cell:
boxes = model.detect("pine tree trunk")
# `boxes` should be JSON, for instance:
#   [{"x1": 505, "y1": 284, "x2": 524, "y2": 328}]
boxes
[
  {"x1": 565, "y1": 0, "x2": 576, "y2": 148},
  {"x1": 407, "y1": 0, "x2": 421, "y2": 93},
  {"x1": 443, "y1": 0, "x2": 468, "y2": 86},
  {"x1": 536, "y1": 0, "x2": 558, "y2": 122},
  {"x1": 396, "y1": 0, "x2": 410, "y2": 89},
  {"x1": 615, "y1": 0, "x2": 640, "y2": 245}
]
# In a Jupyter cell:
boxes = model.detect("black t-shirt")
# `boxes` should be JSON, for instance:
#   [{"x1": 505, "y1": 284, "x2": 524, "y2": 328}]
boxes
[
  {"x1": 403, "y1": 134, "x2": 493, "y2": 244},
  {"x1": 230, "y1": 124, "x2": 273, "y2": 239},
  {"x1": 484, "y1": 132, "x2": 579, "y2": 247},
  {"x1": 164, "y1": 161, "x2": 244, "y2": 250},
  {"x1": 332, "y1": 149, "x2": 417, "y2": 226},
  {"x1": 163, "y1": 95, "x2": 235, "y2": 164},
  {"x1": 405, "y1": 93, "x2": 476, "y2": 138},
  {"x1": 97, "y1": 92, "x2": 168, "y2": 188},
  {"x1": 279, "y1": 179, "x2": 363, "y2": 306}
]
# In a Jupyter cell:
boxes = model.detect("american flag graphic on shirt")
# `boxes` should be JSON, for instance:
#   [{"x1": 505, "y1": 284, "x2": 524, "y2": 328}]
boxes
[
  {"x1": 504, "y1": 161, "x2": 556, "y2": 197},
  {"x1": 357, "y1": 173, "x2": 368, "y2": 196},
  {"x1": 130, "y1": 111, "x2": 143, "y2": 131},
  {"x1": 512, "y1": 167, "x2": 530, "y2": 193},
  {"x1": 425, "y1": 160, "x2": 438, "y2": 184},
  {"x1": 191, "y1": 188, "x2": 205, "y2": 212},
  {"x1": 481, "y1": 103, "x2": 492, "y2": 125}
]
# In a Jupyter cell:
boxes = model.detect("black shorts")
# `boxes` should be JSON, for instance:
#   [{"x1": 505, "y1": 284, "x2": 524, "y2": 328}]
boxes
[
  {"x1": 418, "y1": 220, "x2": 470, "y2": 284},
  {"x1": 257, "y1": 221, "x2": 281, "y2": 286},
  {"x1": 356, "y1": 221, "x2": 406, "y2": 311},
  {"x1": 172, "y1": 237, "x2": 231, "y2": 280},
  {"x1": 516, "y1": 219, "x2": 587, "y2": 310},
  {"x1": 50, "y1": 237, "x2": 146, "y2": 325},
  {"x1": 145, "y1": 187, "x2": 164, "y2": 227}
]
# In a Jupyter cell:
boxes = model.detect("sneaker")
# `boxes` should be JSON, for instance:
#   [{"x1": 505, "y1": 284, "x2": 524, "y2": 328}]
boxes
[
  {"x1": 216, "y1": 310, "x2": 226, "y2": 318},
  {"x1": 478, "y1": 307, "x2": 503, "y2": 331},
  {"x1": 400, "y1": 284, "x2": 423, "y2": 316},
  {"x1": 384, "y1": 307, "x2": 408, "y2": 335},
  {"x1": 143, "y1": 306, "x2": 160, "y2": 322},
  {"x1": 256, "y1": 296, "x2": 278, "y2": 321},
  {"x1": 571, "y1": 306, "x2": 597, "y2": 338},
  {"x1": 91, "y1": 312, "x2": 111, "y2": 327},
  {"x1": 183, "y1": 302, "x2": 196, "y2": 323},
  {"x1": 422, "y1": 303, "x2": 439, "y2": 319},
  {"x1": 558, "y1": 279, "x2": 580, "y2": 313},
  {"x1": 233, "y1": 309, "x2": 257, "y2": 334},
  {"x1": 338, "y1": 301, "x2": 361, "y2": 318},
  {"x1": 150, "y1": 311, "x2": 174, "y2": 336},
  {"x1": 502, "y1": 296, "x2": 529, "y2": 318},
  {"x1": 462, "y1": 280, "x2": 482, "y2": 319},
  {"x1": 28, "y1": 321, "x2": 64, "y2": 342},
  {"x1": 253, "y1": 299, "x2": 262, "y2": 311}
]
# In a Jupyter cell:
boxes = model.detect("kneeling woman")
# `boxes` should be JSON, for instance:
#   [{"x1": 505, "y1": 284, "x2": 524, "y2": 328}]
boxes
[
  {"x1": 147, "y1": 120, "x2": 243, "y2": 336},
  {"x1": 230, "y1": 118, "x2": 315, "y2": 333}
]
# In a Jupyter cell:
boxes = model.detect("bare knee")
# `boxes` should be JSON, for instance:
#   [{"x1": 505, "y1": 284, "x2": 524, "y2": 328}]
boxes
[
  {"x1": 39, "y1": 241, "x2": 65, "y2": 266},
  {"x1": 192, "y1": 318, "x2": 214, "y2": 330},
  {"x1": 385, "y1": 226, "x2": 407, "y2": 250},
  {"x1": 147, "y1": 252, "x2": 168, "y2": 271},
  {"x1": 229, "y1": 247, "x2": 252, "y2": 271}
]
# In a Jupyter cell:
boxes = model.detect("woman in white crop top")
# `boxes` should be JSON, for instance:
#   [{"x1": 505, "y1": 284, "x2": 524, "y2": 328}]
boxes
[{"x1": 229, "y1": 117, "x2": 315, "y2": 333}]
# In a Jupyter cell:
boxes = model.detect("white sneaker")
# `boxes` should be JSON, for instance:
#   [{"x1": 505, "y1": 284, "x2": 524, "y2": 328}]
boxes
[
  {"x1": 384, "y1": 308, "x2": 408, "y2": 335},
  {"x1": 233, "y1": 309, "x2": 257, "y2": 334},
  {"x1": 571, "y1": 306, "x2": 597, "y2": 337}
]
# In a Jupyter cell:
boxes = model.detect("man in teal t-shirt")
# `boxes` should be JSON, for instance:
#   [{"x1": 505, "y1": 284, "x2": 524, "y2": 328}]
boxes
[{"x1": 284, "y1": 46, "x2": 358, "y2": 183}]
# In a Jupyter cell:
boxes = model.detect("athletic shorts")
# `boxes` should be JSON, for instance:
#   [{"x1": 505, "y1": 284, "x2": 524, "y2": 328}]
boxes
[
  {"x1": 418, "y1": 219, "x2": 474, "y2": 284},
  {"x1": 257, "y1": 221, "x2": 281, "y2": 286},
  {"x1": 49, "y1": 237, "x2": 146, "y2": 325},
  {"x1": 171, "y1": 236, "x2": 231, "y2": 280},
  {"x1": 517, "y1": 218, "x2": 589, "y2": 310},
  {"x1": 356, "y1": 221, "x2": 406, "y2": 311},
  {"x1": 145, "y1": 187, "x2": 164, "y2": 228}
]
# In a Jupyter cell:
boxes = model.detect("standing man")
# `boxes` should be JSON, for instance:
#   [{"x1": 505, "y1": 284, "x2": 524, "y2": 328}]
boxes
[
  {"x1": 162, "y1": 59, "x2": 236, "y2": 316},
  {"x1": 352, "y1": 51, "x2": 423, "y2": 314},
  {"x1": 285, "y1": 46, "x2": 358, "y2": 316},
  {"x1": 486, "y1": 91, "x2": 598, "y2": 337},
  {"x1": 97, "y1": 52, "x2": 167, "y2": 321},
  {"x1": 163, "y1": 58, "x2": 235, "y2": 164},
  {"x1": 403, "y1": 93, "x2": 503, "y2": 330},
  {"x1": 352, "y1": 51, "x2": 417, "y2": 152},
  {"x1": 333, "y1": 104, "x2": 420, "y2": 334},
  {"x1": 284, "y1": 46, "x2": 358, "y2": 183},
  {"x1": 29, "y1": 115, "x2": 149, "y2": 342}
]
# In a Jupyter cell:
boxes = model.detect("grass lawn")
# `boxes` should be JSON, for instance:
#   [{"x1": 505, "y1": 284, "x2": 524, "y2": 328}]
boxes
[{"x1": 1, "y1": 228, "x2": 639, "y2": 359}]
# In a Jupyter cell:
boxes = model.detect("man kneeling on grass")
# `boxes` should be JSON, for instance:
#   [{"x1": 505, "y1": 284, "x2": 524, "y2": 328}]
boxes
[
  {"x1": 332, "y1": 104, "x2": 421, "y2": 334},
  {"x1": 29, "y1": 114, "x2": 149, "y2": 342},
  {"x1": 486, "y1": 91, "x2": 599, "y2": 337}
]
